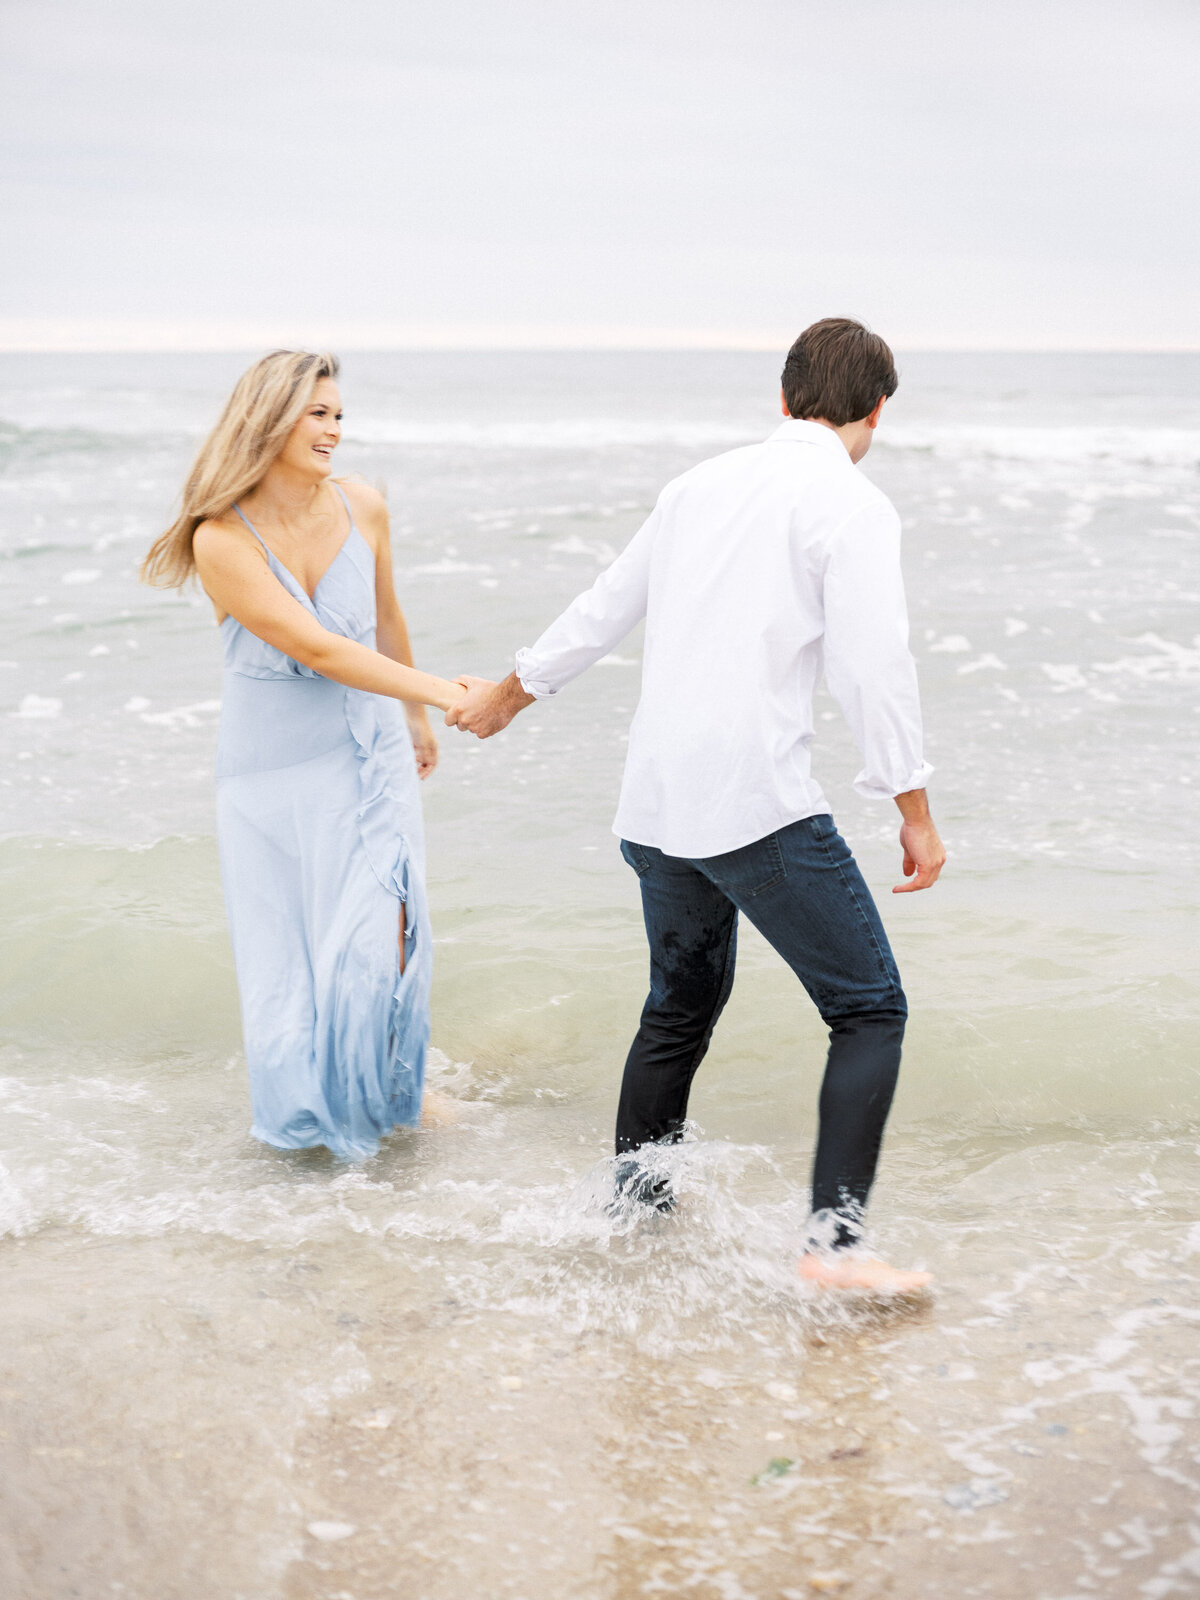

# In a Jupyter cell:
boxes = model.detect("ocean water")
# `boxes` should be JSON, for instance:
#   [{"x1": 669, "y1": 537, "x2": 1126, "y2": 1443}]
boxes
[{"x1": 0, "y1": 350, "x2": 1198, "y2": 1599}]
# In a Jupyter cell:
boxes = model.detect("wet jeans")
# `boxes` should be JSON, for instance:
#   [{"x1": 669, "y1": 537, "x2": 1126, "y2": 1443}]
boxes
[{"x1": 616, "y1": 813, "x2": 907, "y2": 1248}]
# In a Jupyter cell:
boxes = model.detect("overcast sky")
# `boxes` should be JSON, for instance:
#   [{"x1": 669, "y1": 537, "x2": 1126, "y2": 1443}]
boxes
[{"x1": 2, "y1": 0, "x2": 1197, "y2": 350}]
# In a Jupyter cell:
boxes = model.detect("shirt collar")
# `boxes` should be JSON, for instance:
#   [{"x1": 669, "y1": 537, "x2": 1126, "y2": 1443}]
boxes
[{"x1": 766, "y1": 417, "x2": 851, "y2": 458}]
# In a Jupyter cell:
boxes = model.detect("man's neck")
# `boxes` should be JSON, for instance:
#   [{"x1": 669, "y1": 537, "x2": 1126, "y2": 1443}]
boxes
[
  {"x1": 812, "y1": 416, "x2": 870, "y2": 463},
  {"x1": 780, "y1": 391, "x2": 885, "y2": 464}
]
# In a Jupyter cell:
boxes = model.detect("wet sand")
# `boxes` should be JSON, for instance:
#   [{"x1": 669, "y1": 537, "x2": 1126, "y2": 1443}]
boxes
[{"x1": 3, "y1": 1085, "x2": 1199, "y2": 1599}]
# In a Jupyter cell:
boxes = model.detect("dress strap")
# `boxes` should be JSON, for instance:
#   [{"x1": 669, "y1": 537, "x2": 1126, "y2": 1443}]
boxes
[
  {"x1": 231, "y1": 502, "x2": 270, "y2": 553},
  {"x1": 330, "y1": 481, "x2": 355, "y2": 525}
]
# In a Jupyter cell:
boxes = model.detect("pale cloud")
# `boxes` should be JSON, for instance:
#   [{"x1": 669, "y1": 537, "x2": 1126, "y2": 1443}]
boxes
[{"x1": 1, "y1": 0, "x2": 1196, "y2": 349}]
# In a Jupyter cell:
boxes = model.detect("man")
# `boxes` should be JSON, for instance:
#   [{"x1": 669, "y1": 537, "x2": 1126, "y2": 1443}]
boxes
[{"x1": 448, "y1": 318, "x2": 945, "y2": 1293}]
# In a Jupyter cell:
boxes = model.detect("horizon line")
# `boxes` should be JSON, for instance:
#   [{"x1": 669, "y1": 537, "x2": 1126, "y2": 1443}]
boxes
[
  {"x1": 1, "y1": 340, "x2": 1198, "y2": 357},
  {"x1": 0, "y1": 320, "x2": 1196, "y2": 357}
]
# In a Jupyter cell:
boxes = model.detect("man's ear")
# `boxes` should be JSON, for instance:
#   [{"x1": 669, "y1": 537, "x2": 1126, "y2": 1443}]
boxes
[
  {"x1": 865, "y1": 395, "x2": 888, "y2": 429},
  {"x1": 780, "y1": 386, "x2": 791, "y2": 417}
]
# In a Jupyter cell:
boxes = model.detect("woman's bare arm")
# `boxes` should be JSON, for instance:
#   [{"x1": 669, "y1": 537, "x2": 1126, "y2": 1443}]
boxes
[
  {"x1": 342, "y1": 480, "x2": 441, "y2": 777},
  {"x1": 193, "y1": 516, "x2": 464, "y2": 713}
]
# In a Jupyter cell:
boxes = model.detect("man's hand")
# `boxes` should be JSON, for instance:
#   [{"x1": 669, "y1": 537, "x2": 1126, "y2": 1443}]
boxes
[
  {"x1": 445, "y1": 671, "x2": 535, "y2": 739},
  {"x1": 445, "y1": 676, "x2": 500, "y2": 735},
  {"x1": 892, "y1": 789, "x2": 946, "y2": 893}
]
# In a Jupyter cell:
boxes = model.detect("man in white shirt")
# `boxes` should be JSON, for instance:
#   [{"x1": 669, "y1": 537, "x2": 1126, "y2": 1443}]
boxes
[{"x1": 448, "y1": 319, "x2": 945, "y2": 1293}]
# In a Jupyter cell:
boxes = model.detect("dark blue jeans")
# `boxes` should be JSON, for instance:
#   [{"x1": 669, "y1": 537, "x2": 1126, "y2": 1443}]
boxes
[{"x1": 616, "y1": 813, "x2": 907, "y2": 1247}]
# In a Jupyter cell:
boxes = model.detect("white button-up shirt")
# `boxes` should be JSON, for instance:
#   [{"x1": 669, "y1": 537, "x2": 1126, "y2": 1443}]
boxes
[{"x1": 514, "y1": 418, "x2": 933, "y2": 858}]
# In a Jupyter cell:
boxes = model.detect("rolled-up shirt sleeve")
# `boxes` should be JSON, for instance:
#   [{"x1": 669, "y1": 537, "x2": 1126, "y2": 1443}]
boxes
[
  {"x1": 822, "y1": 501, "x2": 934, "y2": 799},
  {"x1": 514, "y1": 496, "x2": 662, "y2": 697}
]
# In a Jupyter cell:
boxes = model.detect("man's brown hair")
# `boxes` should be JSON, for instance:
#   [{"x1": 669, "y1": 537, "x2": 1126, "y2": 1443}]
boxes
[{"x1": 780, "y1": 318, "x2": 898, "y2": 427}]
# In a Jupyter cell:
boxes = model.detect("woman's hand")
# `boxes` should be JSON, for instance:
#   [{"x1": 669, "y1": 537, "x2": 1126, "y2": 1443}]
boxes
[{"x1": 406, "y1": 709, "x2": 439, "y2": 780}]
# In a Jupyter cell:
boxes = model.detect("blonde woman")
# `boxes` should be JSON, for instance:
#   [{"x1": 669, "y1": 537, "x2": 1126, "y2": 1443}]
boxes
[{"x1": 144, "y1": 351, "x2": 466, "y2": 1158}]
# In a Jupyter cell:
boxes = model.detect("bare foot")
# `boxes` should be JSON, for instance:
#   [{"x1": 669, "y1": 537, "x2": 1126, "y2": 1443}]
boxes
[
  {"x1": 797, "y1": 1253, "x2": 933, "y2": 1295},
  {"x1": 420, "y1": 1089, "x2": 461, "y2": 1129}
]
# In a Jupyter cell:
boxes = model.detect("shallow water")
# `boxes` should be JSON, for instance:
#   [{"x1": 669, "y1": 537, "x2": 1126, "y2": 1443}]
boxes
[{"x1": 1, "y1": 351, "x2": 1198, "y2": 1598}]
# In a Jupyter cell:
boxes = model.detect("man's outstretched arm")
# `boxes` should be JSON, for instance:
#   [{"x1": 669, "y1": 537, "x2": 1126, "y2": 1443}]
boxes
[{"x1": 446, "y1": 491, "x2": 665, "y2": 740}]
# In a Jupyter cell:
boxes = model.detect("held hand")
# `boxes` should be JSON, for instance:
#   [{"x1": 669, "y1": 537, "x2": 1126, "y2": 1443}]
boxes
[
  {"x1": 406, "y1": 710, "x2": 439, "y2": 780},
  {"x1": 893, "y1": 816, "x2": 947, "y2": 893},
  {"x1": 445, "y1": 675, "x2": 519, "y2": 739}
]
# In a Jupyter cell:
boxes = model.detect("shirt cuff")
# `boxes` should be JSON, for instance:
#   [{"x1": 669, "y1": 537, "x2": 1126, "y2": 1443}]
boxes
[
  {"x1": 852, "y1": 759, "x2": 935, "y2": 801},
  {"x1": 514, "y1": 647, "x2": 560, "y2": 699}
]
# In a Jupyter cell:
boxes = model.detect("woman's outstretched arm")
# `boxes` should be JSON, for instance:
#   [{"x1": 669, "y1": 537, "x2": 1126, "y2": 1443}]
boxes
[{"x1": 193, "y1": 517, "x2": 465, "y2": 713}]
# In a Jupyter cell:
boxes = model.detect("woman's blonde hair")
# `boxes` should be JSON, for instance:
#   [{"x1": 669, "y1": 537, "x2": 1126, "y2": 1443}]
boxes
[{"x1": 141, "y1": 349, "x2": 340, "y2": 588}]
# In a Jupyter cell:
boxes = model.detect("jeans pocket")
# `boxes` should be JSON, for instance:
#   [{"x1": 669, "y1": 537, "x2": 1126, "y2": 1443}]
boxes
[
  {"x1": 620, "y1": 839, "x2": 652, "y2": 877},
  {"x1": 701, "y1": 831, "x2": 786, "y2": 898}
]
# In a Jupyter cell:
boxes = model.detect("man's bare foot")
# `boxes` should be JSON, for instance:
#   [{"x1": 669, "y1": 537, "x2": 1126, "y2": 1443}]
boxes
[
  {"x1": 420, "y1": 1089, "x2": 460, "y2": 1129},
  {"x1": 797, "y1": 1253, "x2": 933, "y2": 1295}
]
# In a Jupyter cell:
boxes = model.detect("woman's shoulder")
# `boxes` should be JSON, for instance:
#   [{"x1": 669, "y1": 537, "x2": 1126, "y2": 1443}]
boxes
[
  {"x1": 334, "y1": 475, "x2": 388, "y2": 527},
  {"x1": 193, "y1": 509, "x2": 260, "y2": 569}
]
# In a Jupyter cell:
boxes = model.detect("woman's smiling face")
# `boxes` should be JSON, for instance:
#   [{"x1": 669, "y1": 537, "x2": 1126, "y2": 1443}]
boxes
[{"x1": 279, "y1": 377, "x2": 342, "y2": 481}]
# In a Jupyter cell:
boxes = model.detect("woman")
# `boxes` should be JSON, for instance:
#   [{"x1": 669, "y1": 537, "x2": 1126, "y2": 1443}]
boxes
[{"x1": 143, "y1": 350, "x2": 465, "y2": 1158}]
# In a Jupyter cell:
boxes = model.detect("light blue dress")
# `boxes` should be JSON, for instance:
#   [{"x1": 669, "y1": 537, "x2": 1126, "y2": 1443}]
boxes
[{"x1": 215, "y1": 484, "x2": 431, "y2": 1159}]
